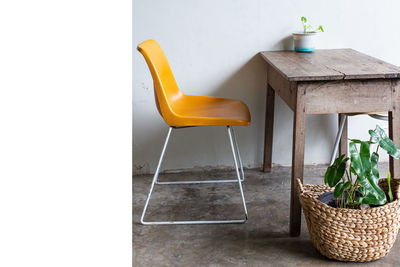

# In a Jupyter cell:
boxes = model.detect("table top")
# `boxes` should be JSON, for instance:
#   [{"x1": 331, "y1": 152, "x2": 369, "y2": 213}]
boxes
[{"x1": 260, "y1": 49, "x2": 400, "y2": 82}]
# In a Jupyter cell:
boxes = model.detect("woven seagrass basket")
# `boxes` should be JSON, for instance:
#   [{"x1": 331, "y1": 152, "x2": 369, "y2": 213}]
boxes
[{"x1": 296, "y1": 178, "x2": 400, "y2": 262}]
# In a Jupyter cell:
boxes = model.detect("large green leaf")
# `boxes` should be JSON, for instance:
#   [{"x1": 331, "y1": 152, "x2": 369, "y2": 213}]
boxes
[
  {"x1": 369, "y1": 125, "x2": 400, "y2": 158},
  {"x1": 366, "y1": 152, "x2": 386, "y2": 204},
  {"x1": 349, "y1": 141, "x2": 387, "y2": 205},
  {"x1": 349, "y1": 141, "x2": 363, "y2": 176},
  {"x1": 324, "y1": 154, "x2": 348, "y2": 187},
  {"x1": 334, "y1": 181, "x2": 351, "y2": 198},
  {"x1": 358, "y1": 186, "x2": 366, "y2": 195},
  {"x1": 370, "y1": 151, "x2": 380, "y2": 180},
  {"x1": 349, "y1": 139, "x2": 375, "y2": 145}
]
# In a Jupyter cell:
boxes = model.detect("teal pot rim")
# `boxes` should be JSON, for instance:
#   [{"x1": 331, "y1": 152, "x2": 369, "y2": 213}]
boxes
[{"x1": 295, "y1": 47, "x2": 315, "y2": 53}]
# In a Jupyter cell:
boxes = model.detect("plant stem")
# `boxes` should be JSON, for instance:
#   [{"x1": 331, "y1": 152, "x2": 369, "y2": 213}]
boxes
[
  {"x1": 345, "y1": 170, "x2": 352, "y2": 205},
  {"x1": 342, "y1": 176, "x2": 346, "y2": 208},
  {"x1": 347, "y1": 169, "x2": 359, "y2": 208},
  {"x1": 342, "y1": 191, "x2": 344, "y2": 208},
  {"x1": 388, "y1": 172, "x2": 393, "y2": 202}
]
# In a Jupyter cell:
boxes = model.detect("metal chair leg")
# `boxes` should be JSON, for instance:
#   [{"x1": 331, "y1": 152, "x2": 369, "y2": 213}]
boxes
[
  {"x1": 329, "y1": 114, "x2": 347, "y2": 166},
  {"x1": 230, "y1": 126, "x2": 245, "y2": 181},
  {"x1": 140, "y1": 127, "x2": 172, "y2": 225},
  {"x1": 140, "y1": 126, "x2": 248, "y2": 225},
  {"x1": 227, "y1": 126, "x2": 248, "y2": 220}
]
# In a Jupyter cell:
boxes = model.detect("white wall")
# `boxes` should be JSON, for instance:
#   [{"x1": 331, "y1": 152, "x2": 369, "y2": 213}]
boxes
[{"x1": 133, "y1": 0, "x2": 400, "y2": 175}]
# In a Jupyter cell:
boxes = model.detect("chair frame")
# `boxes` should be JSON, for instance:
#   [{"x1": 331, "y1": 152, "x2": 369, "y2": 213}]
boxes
[{"x1": 140, "y1": 125, "x2": 248, "y2": 225}]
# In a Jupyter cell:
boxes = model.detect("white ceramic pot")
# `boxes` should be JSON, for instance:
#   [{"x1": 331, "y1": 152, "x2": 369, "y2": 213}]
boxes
[{"x1": 292, "y1": 32, "x2": 317, "y2": 52}]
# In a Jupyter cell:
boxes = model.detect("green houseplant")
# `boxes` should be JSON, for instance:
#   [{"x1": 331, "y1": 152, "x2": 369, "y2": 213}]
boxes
[
  {"x1": 324, "y1": 125, "x2": 399, "y2": 208},
  {"x1": 293, "y1": 16, "x2": 324, "y2": 53},
  {"x1": 301, "y1": 16, "x2": 324, "y2": 34},
  {"x1": 296, "y1": 125, "x2": 400, "y2": 262}
]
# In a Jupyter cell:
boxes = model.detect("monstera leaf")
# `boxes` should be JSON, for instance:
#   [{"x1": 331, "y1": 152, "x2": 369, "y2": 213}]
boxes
[
  {"x1": 349, "y1": 140, "x2": 387, "y2": 205},
  {"x1": 324, "y1": 154, "x2": 348, "y2": 187},
  {"x1": 369, "y1": 125, "x2": 400, "y2": 158}
]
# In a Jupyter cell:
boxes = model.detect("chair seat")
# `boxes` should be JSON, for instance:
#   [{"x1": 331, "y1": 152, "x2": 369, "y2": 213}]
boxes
[{"x1": 170, "y1": 95, "x2": 251, "y2": 127}]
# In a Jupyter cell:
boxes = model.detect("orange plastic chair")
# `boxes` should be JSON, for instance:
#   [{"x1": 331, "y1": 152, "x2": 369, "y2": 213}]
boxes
[{"x1": 137, "y1": 39, "x2": 251, "y2": 225}]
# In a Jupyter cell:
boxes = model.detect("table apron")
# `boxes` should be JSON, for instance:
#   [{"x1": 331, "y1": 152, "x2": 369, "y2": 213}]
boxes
[
  {"x1": 299, "y1": 79, "x2": 395, "y2": 115},
  {"x1": 267, "y1": 65, "x2": 296, "y2": 110}
]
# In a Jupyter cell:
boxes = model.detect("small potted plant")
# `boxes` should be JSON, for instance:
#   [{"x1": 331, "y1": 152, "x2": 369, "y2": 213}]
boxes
[
  {"x1": 297, "y1": 125, "x2": 400, "y2": 262},
  {"x1": 292, "y1": 16, "x2": 324, "y2": 52}
]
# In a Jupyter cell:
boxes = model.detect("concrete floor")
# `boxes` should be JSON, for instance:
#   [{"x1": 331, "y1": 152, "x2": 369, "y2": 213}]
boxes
[{"x1": 133, "y1": 165, "x2": 400, "y2": 266}]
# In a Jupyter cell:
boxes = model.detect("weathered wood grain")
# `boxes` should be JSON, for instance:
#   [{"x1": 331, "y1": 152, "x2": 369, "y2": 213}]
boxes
[
  {"x1": 389, "y1": 79, "x2": 400, "y2": 178},
  {"x1": 260, "y1": 49, "x2": 400, "y2": 82},
  {"x1": 338, "y1": 114, "x2": 348, "y2": 158},
  {"x1": 301, "y1": 79, "x2": 392, "y2": 114},
  {"x1": 290, "y1": 83, "x2": 306, "y2": 237},
  {"x1": 263, "y1": 84, "x2": 275, "y2": 172},
  {"x1": 267, "y1": 65, "x2": 296, "y2": 111}
]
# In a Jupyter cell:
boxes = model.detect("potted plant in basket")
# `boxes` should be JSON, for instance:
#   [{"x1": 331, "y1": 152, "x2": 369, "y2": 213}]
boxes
[
  {"x1": 297, "y1": 125, "x2": 400, "y2": 262},
  {"x1": 293, "y1": 16, "x2": 324, "y2": 52}
]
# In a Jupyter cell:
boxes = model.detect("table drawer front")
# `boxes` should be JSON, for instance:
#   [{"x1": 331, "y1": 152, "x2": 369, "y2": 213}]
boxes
[{"x1": 301, "y1": 80, "x2": 394, "y2": 114}]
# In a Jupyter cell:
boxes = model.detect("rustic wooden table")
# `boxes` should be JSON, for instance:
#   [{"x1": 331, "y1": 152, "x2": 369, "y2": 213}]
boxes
[{"x1": 260, "y1": 49, "x2": 400, "y2": 237}]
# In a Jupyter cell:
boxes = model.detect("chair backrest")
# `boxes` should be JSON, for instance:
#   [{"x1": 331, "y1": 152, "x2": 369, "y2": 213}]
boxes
[{"x1": 137, "y1": 40, "x2": 183, "y2": 124}]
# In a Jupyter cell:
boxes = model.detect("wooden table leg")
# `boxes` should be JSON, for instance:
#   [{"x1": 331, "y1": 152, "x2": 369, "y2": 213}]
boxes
[
  {"x1": 389, "y1": 112, "x2": 400, "y2": 177},
  {"x1": 263, "y1": 84, "x2": 275, "y2": 172},
  {"x1": 389, "y1": 80, "x2": 400, "y2": 178},
  {"x1": 339, "y1": 114, "x2": 348, "y2": 157},
  {"x1": 290, "y1": 86, "x2": 306, "y2": 237}
]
